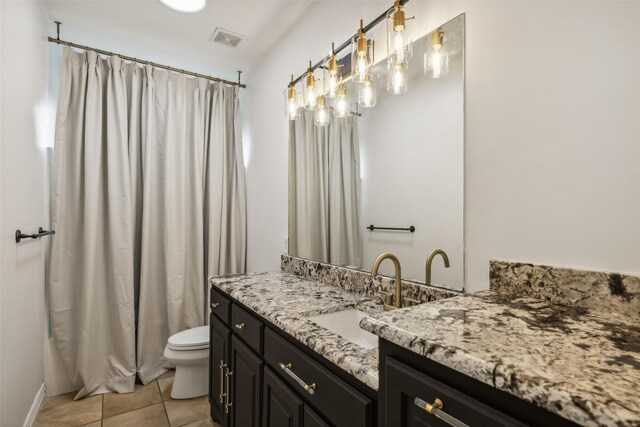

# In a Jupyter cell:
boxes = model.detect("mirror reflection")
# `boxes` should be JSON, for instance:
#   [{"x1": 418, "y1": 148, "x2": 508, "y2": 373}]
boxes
[{"x1": 289, "y1": 14, "x2": 465, "y2": 291}]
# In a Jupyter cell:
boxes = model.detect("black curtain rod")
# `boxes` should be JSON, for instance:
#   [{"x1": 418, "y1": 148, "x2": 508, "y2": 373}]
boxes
[
  {"x1": 290, "y1": 0, "x2": 409, "y2": 87},
  {"x1": 48, "y1": 22, "x2": 246, "y2": 88}
]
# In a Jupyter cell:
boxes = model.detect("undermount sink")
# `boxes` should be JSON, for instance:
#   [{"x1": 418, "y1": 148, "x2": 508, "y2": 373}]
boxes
[{"x1": 307, "y1": 309, "x2": 378, "y2": 350}]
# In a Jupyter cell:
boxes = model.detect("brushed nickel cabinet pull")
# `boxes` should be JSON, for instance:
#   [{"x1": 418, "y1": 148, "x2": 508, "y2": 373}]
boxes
[
  {"x1": 219, "y1": 360, "x2": 227, "y2": 404},
  {"x1": 225, "y1": 367, "x2": 233, "y2": 413},
  {"x1": 279, "y1": 362, "x2": 316, "y2": 395},
  {"x1": 414, "y1": 397, "x2": 469, "y2": 427},
  {"x1": 234, "y1": 323, "x2": 245, "y2": 329}
]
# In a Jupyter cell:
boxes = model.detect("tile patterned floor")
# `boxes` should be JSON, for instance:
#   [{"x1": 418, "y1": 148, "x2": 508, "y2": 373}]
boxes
[{"x1": 35, "y1": 370, "x2": 222, "y2": 427}]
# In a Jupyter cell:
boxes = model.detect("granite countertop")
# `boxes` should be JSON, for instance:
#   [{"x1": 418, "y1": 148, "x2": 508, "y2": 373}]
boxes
[
  {"x1": 360, "y1": 290, "x2": 640, "y2": 427},
  {"x1": 209, "y1": 272, "x2": 384, "y2": 390}
]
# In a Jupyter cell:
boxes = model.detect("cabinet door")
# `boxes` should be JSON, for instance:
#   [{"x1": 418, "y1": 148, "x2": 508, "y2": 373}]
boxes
[
  {"x1": 303, "y1": 405, "x2": 330, "y2": 427},
  {"x1": 263, "y1": 366, "x2": 303, "y2": 427},
  {"x1": 211, "y1": 315, "x2": 231, "y2": 426},
  {"x1": 384, "y1": 357, "x2": 525, "y2": 427},
  {"x1": 230, "y1": 336, "x2": 263, "y2": 427}
]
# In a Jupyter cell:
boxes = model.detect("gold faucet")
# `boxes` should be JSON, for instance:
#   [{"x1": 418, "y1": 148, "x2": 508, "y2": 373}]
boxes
[
  {"x1": 425, "y1": 249, "x2": 450, "y2": 285},
  {"x1": 372, "y1": 253, "x2": 404, "y2": 310}
]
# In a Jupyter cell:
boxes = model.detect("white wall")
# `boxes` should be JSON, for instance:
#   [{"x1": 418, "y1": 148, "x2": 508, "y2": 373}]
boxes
[
  {"x1": 0, "y1": 0, "x2": 51, "y2": 425},
  {"x1": 245, "y1": 1, "x2": 640, "y2": 293}
]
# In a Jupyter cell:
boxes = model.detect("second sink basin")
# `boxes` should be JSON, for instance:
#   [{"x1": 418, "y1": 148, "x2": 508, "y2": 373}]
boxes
[{"x1": 307, "y1": 309, "x2": 378, "y2": 350}]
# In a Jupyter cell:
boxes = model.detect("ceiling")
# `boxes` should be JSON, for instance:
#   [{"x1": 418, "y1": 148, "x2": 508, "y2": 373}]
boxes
[{"x1": 44, "y1": 0, "x2": 314, "y2": 82}]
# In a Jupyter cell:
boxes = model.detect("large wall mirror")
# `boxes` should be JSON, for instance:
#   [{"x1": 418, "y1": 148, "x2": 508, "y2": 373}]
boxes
[{"x1": 289, "y1": 14, "x2": 465, "y2": 291}]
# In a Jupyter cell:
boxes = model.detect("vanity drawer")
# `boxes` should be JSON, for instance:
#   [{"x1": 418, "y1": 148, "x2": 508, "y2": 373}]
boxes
[
  {"x1": 384, "y1": 356, "x2": 526, "y2": 427},
  {"x1": 231, "y1": 304, "x2": 264, "y2": 354},
  {"x1": 210, "y1": 288, "x2": 231, "y2": 326},
  {"x1": 264, "y1": 328, "x2": 373, "y2": 427}
]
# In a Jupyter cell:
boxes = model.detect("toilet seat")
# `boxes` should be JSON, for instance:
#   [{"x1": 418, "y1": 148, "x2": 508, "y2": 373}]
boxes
[{"x1": 167, "y1": 325, "x2": 209, "y2": 351}]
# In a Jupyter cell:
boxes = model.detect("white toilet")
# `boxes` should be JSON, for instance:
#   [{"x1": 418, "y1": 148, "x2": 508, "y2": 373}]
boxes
[{"x1": 163, "y1": 325, "x2": 210, "y2": 399}]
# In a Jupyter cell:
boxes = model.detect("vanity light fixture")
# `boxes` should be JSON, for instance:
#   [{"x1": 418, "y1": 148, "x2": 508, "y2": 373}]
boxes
[
  {"x1": 359, "y1": 74, "x2": 377, "y2": 107},
  {"x1": 327, "y1": 43, "x2": 340, "y2": 98},
  {"x1": 286, "y1": 75, "x2": 300, "y2": 121},
  {"x1": 387, "y1": 0, "x2": 413, "y2": 66},
  {"x1": 352, "y1": 19, "x2": 372, "y2": 83},
  {"x1": 334, "y1": 83, "x2": 349, "y2": 118},
  {"x1": 158, "y1": 0, "x2": 205, "y2": 13},
  {"x1": 425, "y1": 28, "x2": 449, "y2": 79},
  {"x1": 303, "y1": 61, "x2": 317, "y2": 110},
  {"x1": 315, "y1": 95, "x2": 330, "y2": 126}
]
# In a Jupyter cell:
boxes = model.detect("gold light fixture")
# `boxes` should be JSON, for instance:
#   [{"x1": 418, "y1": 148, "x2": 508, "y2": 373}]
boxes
[
  {"x1": 286, "y1": 74, "x2": 300, "y2": 120},
  {"x1": 303, "y1": 60, "x2": 317, "y2": 110},
  {"x1": 327, "y1": 42, "x2": 340, "y2": 98},
  {"x1": 425, "y1": 28, "x2": 449, "y2": 79},
  {"x1": 352, "y1": 19, "x2": 372, "y2": 83},
  {"x1": 334, "y1": 83, "x2": 349, "y2": 118},
  {"x1": 359, "y1": 74, "x2": 377, "y2": 107},
  {"x1": 387, "y1": 0, "x2": 412, "y2": 65}
]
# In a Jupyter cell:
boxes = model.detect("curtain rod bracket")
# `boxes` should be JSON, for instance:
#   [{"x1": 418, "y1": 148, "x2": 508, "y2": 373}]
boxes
[
  {"x1": 55, "y1": 21, "x2": 61, "y2": 40},
  {"x1": 237, "y1": 70, "x2": 242, "y2": 85}
]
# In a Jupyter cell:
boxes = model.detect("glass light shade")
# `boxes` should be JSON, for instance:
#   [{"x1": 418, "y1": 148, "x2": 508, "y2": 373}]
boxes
[
  {"x1": 351, "y1": 26, "x2": 372, "y2": 83},
  {"x1": 334, "y1": 85, "x2": 349, "y2": 118},
  {"x1": 425, "y1": 29, "x2": 449, "y2": 79},
  {"x1": 327, "y1": 73, "x2": 339, "y2": 98},
  {"x1": 387, "y1": 60, "x2": 408, "y2": 94},
  {"x1": 158, "y1": 0, "x2": 205, "y2": 13},
  {"x1": 387, "y1": 12, "x2": 412, "y2": 66},
  {"x1": 358, "y1": 75, "x2": 376, "y2": 108},
  {"x1": 285, "y1": 87, "x2": 300, "y2": 120},
  {"x1": 303, "y1": 72, "x2": 317, "y2": 110},
  {"x1": 315, "y1": 96, "x2": 330, "y2": 126}
]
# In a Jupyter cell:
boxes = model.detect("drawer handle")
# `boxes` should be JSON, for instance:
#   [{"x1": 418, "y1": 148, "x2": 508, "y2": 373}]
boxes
[
  {"x1": 211, "y1": 301, "x2": 220, "y2": 308},
  {"x1": 234, "y1": 323, "x2": 245, "y2": 330},
  {"x1": 219, "y1": 360, "x2": 227, "y2": 404},
  {"x1": 279, "y1": 362, "x2": 317, "y2": 395},
  {"x1": 415, "y1": 397, "x2": 470, "y2": 427}
]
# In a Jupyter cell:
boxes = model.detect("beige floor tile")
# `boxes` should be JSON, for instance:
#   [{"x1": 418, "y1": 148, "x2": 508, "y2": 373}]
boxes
[
  {"x1": 102, "y1": 381, "x2": 162, "y2": 418},
  {"x1": 36, "y1": 394, "x2": 102, "y2": 427},
  {"x1": 182, "y1": 417, "x2": 220, "y2": 427},
  {"x1": 103, "y1": 403, "x2": 169, "y2": 427},
  {"x1": 158, "y1": 369, "x2": 176, "y2": 380},
  {"x1": 164, "y1": 396, "x2": 210, "y2": 427},
  {"x1": 158, "y1": 376, "x2": 174, "y2": 401},
  {"x1": 78, "y1": 422, "x2": 102, "y2": 427}
]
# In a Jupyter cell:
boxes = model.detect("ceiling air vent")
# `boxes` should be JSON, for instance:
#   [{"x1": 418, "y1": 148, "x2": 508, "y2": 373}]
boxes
[{"x1": 210, "y1": 28, "x2": 245, "y2": 48}]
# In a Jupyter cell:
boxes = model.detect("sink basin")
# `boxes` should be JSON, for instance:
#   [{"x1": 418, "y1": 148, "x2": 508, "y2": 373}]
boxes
[{"x1": 307, "y1": 309, "x2": 378, "y2": 350}]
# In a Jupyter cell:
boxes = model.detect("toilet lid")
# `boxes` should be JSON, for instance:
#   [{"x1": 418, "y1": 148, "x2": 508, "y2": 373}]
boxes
[{"x1": 168, "y1": 325, "x2": 209, "y2": 350}]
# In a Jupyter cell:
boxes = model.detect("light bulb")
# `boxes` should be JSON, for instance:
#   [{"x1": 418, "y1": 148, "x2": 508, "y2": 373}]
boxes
[
  {"x1": 287, "y1": 98, "x2": 298, "y2": 120},
  {"x1": 315, "y1": 96, "x2": 329, "y2": 126},
  {"x1": 335, "y1": 84, "x2": 348, "y2": 118},
  {"x1": 355, "y1": 55, "x2": 368, "y2": 82},
  {"x1": 359, "y1": 74, "x2": 376, "y2": 108},
  {"x1": 387, "y1": 61, "x2": 407, "y2": 95},
  {"x1": 393, "y1": 30, "x2": 405, "y2": 63},
  {"x1": 328, "y1": 74, "x2": 339, "y2": 98},
  {"x1": 431, "y1": 50, "x2": 443, "y2": 78},
  {"x1": 305, "y1": 85, "x2": 316, "y2": 109}
]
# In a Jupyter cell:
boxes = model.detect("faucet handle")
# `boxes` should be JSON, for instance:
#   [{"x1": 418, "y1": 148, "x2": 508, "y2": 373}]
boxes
[
  {"x1": 402, "y1": 297, "x2": 421, "y2": 308},
  {"x1": 379, "y1": 291, "x2": 393, "y2": 306}
]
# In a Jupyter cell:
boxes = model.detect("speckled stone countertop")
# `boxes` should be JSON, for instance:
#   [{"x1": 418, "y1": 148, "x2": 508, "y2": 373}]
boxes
[
  {"x1": 209, "y1": 272, "x2": 385, "y2": 390},
  {"x1": 360, "y1": 290, "x2": 640, "y2": 427}
]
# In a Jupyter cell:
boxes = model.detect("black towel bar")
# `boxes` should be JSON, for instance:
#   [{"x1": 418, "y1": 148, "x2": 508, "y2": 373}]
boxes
[
  {"x1": 367, "y1": 225, "x2": 415, "y2": 233},
  {"x1": 15, "y1": 227, "x2": 56, "y2": 243}
]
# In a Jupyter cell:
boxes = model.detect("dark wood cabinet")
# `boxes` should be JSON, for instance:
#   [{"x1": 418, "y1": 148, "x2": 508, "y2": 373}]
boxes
[
  {"x1": 231, "y1": 336, "x2": 263, "y2": 427},
  {"x1": 303, "y1": 406, "x2": 330, "y2": 427},
  {"x1": 210, "y1": 313, "x2": 231, "y2": 426},
  {"x1": 263, "y1": 366, "x2": 303, "y2": 427}
]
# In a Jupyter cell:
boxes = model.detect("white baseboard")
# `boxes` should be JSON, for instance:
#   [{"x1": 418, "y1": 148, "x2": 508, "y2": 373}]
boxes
[{"x1": 22, "y1": 383, "x2": 46, "y2": 427}]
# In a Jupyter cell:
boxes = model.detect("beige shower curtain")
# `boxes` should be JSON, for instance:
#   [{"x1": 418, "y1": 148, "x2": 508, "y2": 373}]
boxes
[
  {"x1": 49, "y1": 47, "x2": 246, "y2": 398},
  {"x1": 289, "y1": 109, "x2": 362, "y2": 266}
]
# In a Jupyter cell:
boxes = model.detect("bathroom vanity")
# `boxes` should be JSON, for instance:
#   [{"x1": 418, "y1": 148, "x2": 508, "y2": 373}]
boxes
[{"x1": 209, "y1": 257, "x2": 640, "y2": 427}]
